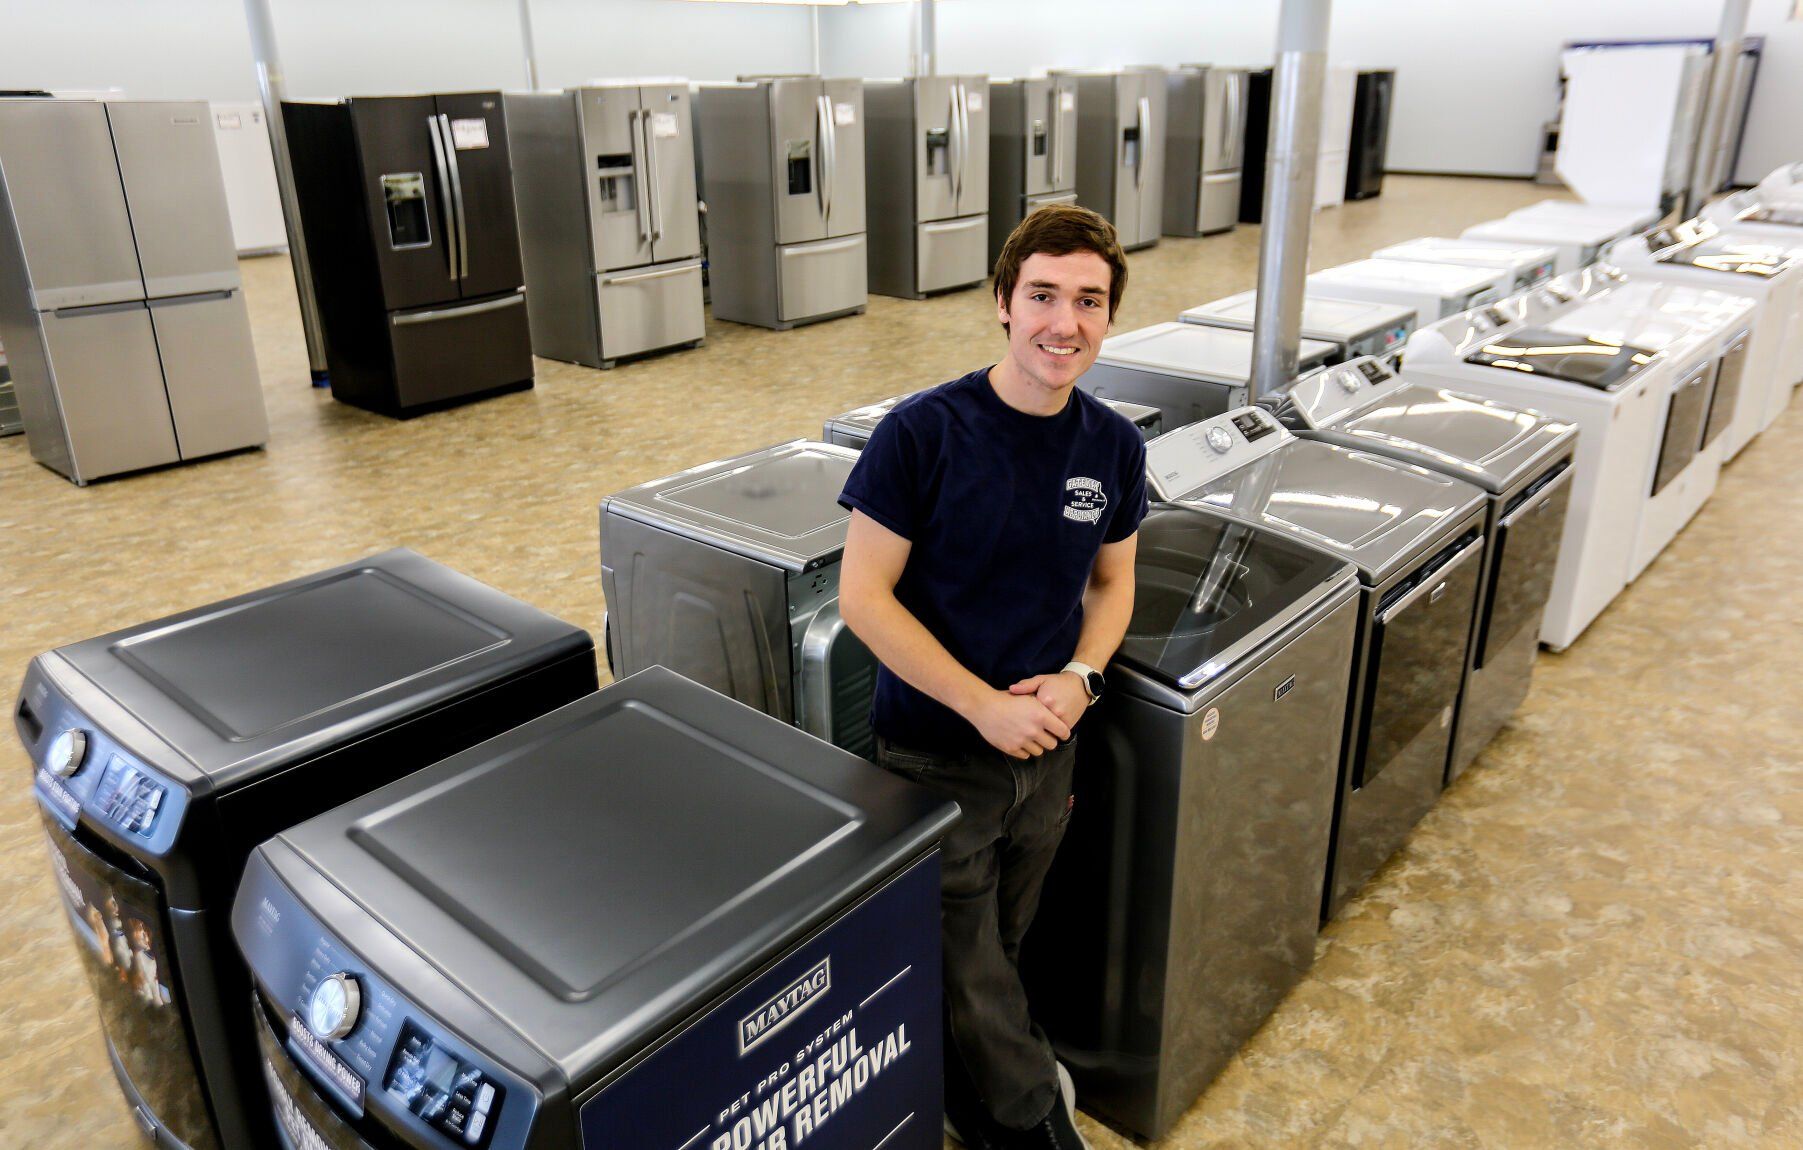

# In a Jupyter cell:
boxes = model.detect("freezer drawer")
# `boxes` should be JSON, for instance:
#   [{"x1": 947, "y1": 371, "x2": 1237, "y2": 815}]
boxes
[
  {"x1": 149, "y1": 292, "x2": 268, "y2": 460},
  {"x1": 597, "y1": 261, "x2": 705, "y2": 364},
  {"x1": 917, "y1": 215, "x2": 988, "y2": 294},
  {"x1": 37, "y1": 304, "x2": 179, "y2": 481},
  {"x1": 778, "y1": 235, "x2": 867, "y2": 324},
  {"x1": 387, "y1": 291, "x2": 533, "y2": 411},
  {"x1": 1198, "y1": 170, "x2": 1240, "y2": 234}
]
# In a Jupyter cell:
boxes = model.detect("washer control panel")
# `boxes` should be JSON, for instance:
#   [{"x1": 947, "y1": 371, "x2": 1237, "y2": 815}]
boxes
[
  {"x1": 1285, "y1": 355, "x2": 1408, "y2": 428},
  {"x1": 1146, "y1": 407, "x2": 1292, "y2": 500}
]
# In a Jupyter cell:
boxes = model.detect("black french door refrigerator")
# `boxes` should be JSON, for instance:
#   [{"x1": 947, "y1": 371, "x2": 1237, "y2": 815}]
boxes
[{"x1": 284, "y1": 93, "x2": 532, "y2": 417}]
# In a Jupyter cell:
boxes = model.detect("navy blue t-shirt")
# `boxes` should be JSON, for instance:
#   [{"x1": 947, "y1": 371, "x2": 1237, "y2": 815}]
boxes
[{"x1": 838, "y1": 368, "x2": 1149, "y2": 750}]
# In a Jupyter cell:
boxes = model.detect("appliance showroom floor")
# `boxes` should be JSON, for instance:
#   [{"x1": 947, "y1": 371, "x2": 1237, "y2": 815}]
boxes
[{"x1": 2, "y1": 176, "x2": 1797, "y2": 1148}]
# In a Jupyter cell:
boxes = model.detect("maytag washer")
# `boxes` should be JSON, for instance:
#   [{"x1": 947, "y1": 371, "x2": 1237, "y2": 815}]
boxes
[
  {"x1": 1020, "y1": 505, "x2": 1359, "y2": 1136},
  {"x1": 1371, "y1": 236, "x2": 1560, "y2": 294},
  {"x1": 1460, "y1": 215, "x2": 1620, "y2": 276},
  {"x1": 1505, "y1": 199, "x2": 1660, "y2": 243},
  {"x1": 1306, "y1": 258, "x2": 1506, "y2": 325},
  {"x1": 600, "y1": 439, "x2": 878, "y2": 758},
  {"x1": 1263, "y1": 355, "x2": 1577, "y2": 783},
  {"x1": 823, "y1": 391, "x2": 1161, "y2": 447},
  {"x1": 1147, "y1": 408, "x2": 1489, "y2": 918},
  {"x1": 17, "y1": 551, "x2": 597, "y2": 1150},
  {"x1": 1179, "y1": 289, "x2": 1415, "y2": 365},
  {"x1": 234, "y1": 667, "x2": 957, "y2": 1150},
  {"x1": 1080, "y1": 322, "x2": 1335, "y2": 429}
]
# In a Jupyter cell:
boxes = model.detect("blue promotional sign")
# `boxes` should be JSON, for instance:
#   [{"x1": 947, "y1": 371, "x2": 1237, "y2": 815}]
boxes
[{"x1": 579, "y1": 854, "x2": 943, "y2": 1150}]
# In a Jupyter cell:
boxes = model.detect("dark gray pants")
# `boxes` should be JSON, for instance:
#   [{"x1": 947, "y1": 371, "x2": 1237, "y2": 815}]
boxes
[{"x1": 875, "y1": 734, "x2": 1077, "y2": 1130}]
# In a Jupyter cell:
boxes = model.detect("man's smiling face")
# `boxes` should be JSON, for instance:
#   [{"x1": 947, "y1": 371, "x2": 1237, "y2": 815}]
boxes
[{"x1": 997, "y1": 250, "x2": 1114, "y2": 399}]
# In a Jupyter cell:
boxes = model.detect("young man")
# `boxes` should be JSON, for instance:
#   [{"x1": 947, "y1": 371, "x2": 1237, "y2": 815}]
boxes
[{"x1": 837, "y1": 205, "x2": 1147, "y2": 1150}]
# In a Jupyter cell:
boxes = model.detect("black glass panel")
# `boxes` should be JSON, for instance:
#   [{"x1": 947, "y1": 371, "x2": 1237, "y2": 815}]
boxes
[
  {"x1": 1701, "y1": 341, "x2": 1749, "y2": 449},
  {"x1": 1464, "y1": 327, "x2": 1657, "y2": 391},
  {"x1": 1650, "y1": 370, "x2": 1710, "y2": 497},
  {"x1": 1477, "y1": 463, "x2": 1571, "y2": 669}
]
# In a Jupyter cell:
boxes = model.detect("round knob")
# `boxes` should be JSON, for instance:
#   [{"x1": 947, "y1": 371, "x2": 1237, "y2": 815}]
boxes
[
  {"x1": 307, "y1": 973, "x2": 362, "y2": 1040},
  {"x1": 1205, "y1": 426, "x2": 1233, "y2": 454},
  {"x1": 1338, "y1": 372, "x2": 1361, "y2": 394},
  {"x1": 48, "y1": 730, "x2": 88, "y2": 778}
]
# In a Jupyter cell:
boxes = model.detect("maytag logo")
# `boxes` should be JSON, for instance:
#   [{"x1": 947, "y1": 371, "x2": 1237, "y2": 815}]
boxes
[
  {"x1": 738, "y1": 958, "x2": 830, "y2": 1055},
  {"x1": 1274, "y1": 675, "x2": 1295, "y2": 702}
]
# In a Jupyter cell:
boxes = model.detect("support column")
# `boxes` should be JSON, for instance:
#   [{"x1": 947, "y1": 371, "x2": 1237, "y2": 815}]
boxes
[
  {"x1": 519, "y1": 0, "x2": 541, "y2": 91},
  {"x1": 1686, "y1": 0, "x2": 1751, "y2": 215}
]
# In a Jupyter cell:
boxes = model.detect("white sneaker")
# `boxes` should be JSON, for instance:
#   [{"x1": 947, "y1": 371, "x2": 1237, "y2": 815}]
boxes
[{"x1": 1056, "y1": 1061, "x2": 1080, "y2": 1129}]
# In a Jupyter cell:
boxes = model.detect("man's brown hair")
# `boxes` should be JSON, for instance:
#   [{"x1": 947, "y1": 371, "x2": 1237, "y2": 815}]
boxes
[{"x1": 992, "y1": 203, "x2": 1128, "y2": 334}]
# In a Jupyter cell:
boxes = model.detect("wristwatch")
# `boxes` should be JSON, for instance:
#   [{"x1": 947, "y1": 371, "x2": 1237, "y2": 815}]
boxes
[{"x1": 1062, "y1": 661, "x2": 1105, "y2": 705}]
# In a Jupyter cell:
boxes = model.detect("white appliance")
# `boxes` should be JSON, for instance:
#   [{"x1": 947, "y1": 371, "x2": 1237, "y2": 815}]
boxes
[
  {"x1": 1402, "y1": 288, "x2": 1669, "y2": 650},
  {"x1": 1606, "y1": 221, "x2": 1803, "y2": 457},
  {"x1": 1078, "y1": 322, "x2": 1335, "y2": 428},
  {"x1": 1307, "y1": 258, "x2": 1505, "y2": 325},
  {"x1": 1460, "y1": 215, "x2": 1620, "y2": 276},
  {"x1": 1554, "y1": 44, "x2": 1711, "y2": 215},
  {"x1": 1179, "y1": 289, "x2": 1414, "y2": 364},
  {"x1": 1314, "y1": 65, "x2": 1357, "y2": 211},
  {"x1": 209, "y1": 102, "x2": 287, "y2": 255},
  {"x1": 1507, "y1": 199, "x2": 1659, "y2": 243},
  {"x1": 1371, "y1": 237, "x2": 1559, "y2": 294}
]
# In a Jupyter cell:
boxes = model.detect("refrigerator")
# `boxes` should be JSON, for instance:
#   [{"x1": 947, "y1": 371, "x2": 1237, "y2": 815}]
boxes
[
  {"x1": 283, "y1": 93, "x2": 532, "y2": 417},
  {"x1": 1162, "y1": 65, "x2": 1248, "y2": 237},
  {"x1": 987, "y1": 76, "x2": 1079, "y2": 265},
  {"x1": 864, "y1": 75, "x2": 990, "y2": 299},
  {"x1": 1314, "y1": 65, "x2": 1358, "y2": 210},
  {"x1": 506, "y1": 83, "x2": 705, "y2": 369},
  {"x1": 1345, "y1": 69, "x2": 1394, "y2": 201},
  {"x1": 0, "y1": 99, "x2": 267, "y2": 485},
  {"x1": 696, "y1": 77, "x2": 867, "y2": 330},
  {"x1": 1056, "y1": 69, "x2": 1166, "y2": 251},
  {"x1": 210, "y1": 102, "x2": 289, "y2": 254}
]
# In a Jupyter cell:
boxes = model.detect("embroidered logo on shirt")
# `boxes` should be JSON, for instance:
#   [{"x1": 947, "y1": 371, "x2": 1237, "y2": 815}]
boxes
[{"x1": 1064, "y1": 476, "x2": 1108, "y2": 524}]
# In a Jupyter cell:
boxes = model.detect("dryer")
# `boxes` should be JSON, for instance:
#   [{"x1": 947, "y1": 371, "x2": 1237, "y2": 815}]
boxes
[
  {"x1": 600, "y1": 440, "x2": 878, "y2": 758},
  {"x1": 1147, "y1": 408, "x2": 1489, "y2": 919},
  {"x1": 1371, "y1": 236, "x2": 1559, "y2": 294},
  {"x1": 1179, "y1": 289, "x2": 1414, "y2": 365},
  {"x1": 233, "y1": 666, "x2": 958, "y2": 1150},
  {"x1": 1306, "y1": 258, "x2": 1506, "y2": 324},
  {"x1": 824, "y1": 391, "x2": 1160, "y2": 448},
  {"x1": 1022, "y1": 505, "x2": 1361, "y2": 1137},
  {"x1": 1264, "y1": 356, "x2": 1577, "y2": 783},
  {"x1": 17, "y1": 551, "x2": 597, "y2": 1150},
  {"x1": 1460, "y1": 215, "x2": 1619, "y2": 276},
  {"x1": 1079, "y1": 322, "x2": 1335, "y2": 429}
]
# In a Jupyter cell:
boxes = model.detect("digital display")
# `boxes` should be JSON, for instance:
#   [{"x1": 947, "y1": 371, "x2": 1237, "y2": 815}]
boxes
[
  {"x1": 386, "y1": 1021, "x2": 501, "y2": 1147},
  {"x1": 94, "y1": 756, "x2": 166, "y2": 837},
  {"x1": 1357, "y1": 359, "x2": 1391, "y2": 385},
  {"x1": 1483, "y1": 305, "x2": 1511, "y2": 326},
  {"x1": 1230, "y1": 411, "x2": 1273, "y2": 442}
]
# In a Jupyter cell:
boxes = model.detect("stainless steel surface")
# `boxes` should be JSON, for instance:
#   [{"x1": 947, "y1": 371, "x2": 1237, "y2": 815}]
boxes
[
  {"x1": 1379, "y1": 536, "x2": 1485, "y2": 625},
  {"x1": 149, "y1": 291, "x2": 269, "y2": 461},
  {"x1": 599, "y1": 259, "x2": 705, "y2": 362},
  {"x1": 427, "y1": 114, "x2": 459, "y2": 281},
  {"x1": 986, "y1": 77, "x2": 1077, "y2": 262},
  {"x1": 390, "y1": 289, "x2": 526, "y2": 326},
  {"x1": 1499, "y1": 465, "x2": 1574, "y2": 531},
  {"x1": 36, "y1": 305, "x2": 181, "y2": 483},
  {"x1": 779, "y1": 233, "x2": 867, "y2": 324},
  {"x1": 1061, "y1": 70, "x2": 1165, "y2": 250},
  {"x1": 1251, "y1": 0, "x2": 1331, "y2": 400},
  {"x1": 1086, "y1": 323, "x2": 1334, "y2": 428},
  {"x1": 867, "y1": 77, "x2": 988, "y2": 297},
  {"x1": 1184, "y1": 289, "x2": 1415, "y2": 363},
  {"x1": 1686, "y1": 0, "x2": 1750, "y2": 216},
  {"x1": 104, "y1": 102, "x2": 241, "y2": 300},
  {"x1": 440, "y1": 114, "x2": 471, "y2": 283}
]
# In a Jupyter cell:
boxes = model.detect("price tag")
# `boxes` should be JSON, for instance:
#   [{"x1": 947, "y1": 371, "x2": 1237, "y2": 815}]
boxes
[
  {"x1": 1059, "y1": 91, "x2": 1075, "y2": 112},
  {"x1": 834, "y1": 102, "x2": 856, "y2": 126},
  {"x1": 450, "y1": 118, "x2": 490, "y2": 150},
  {"x1": 966, "y1": 92, "x2": 984, "y2": 112},
  {"x1": 216, "y1": 112, "x2": 243, "y2": 130},
  {"x1": 652, "y1": 112, "x2": 679, "y2": 139}
]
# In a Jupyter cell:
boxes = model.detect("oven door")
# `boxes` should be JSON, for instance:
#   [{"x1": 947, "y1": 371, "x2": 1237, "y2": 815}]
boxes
[
  {"x1": 1650, "y1": 361, "x2": 1712, "y2": 497},
  {"x1": 254, "y1": 996, "x2": 378, "y2": 1150},
  {"x1": 40, "y1": 821, "x2": 219, "y2": 1150}
]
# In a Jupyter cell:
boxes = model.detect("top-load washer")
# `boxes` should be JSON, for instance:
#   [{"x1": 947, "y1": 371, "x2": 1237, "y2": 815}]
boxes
[
  {"x1": 1263, "y1": 355, "x2": 1577, "y2": 783},
  {"x1": 1605, "y1": 220, "x2": 1803, "y2": 456},
  {"x1": 824, "y1": 391, "x2": 1161, "y2": 447},
  {"x1": 600, "y1": 440, "x2": 878, "y2": 758},
  {"x1": 1079, "y1": 322, "x2": 1336, "y2": 429},
  {"x1": 1461, "y1": 215, "x2": 1620, "y2": 276},
  {"x1": 1705, "y1": 181, "x2": 1803, "y2": 238},
  {"x1": 1021, "y1": 505, "x2": 1362, "y2": 1137},
  {"x1": 1179, "y1": 289, "x2": 1415, "y2": 364},
  {"x1": 1402, "y1": 289, "x2": 1671, "y2": 649},
  {"x1": 1147, "y1": 407, "x2": 1489, "y2": 918},
  {"x1": 16, "y1": 551, "x2": 598, "y2": 1150},
  {"x1": 234, "y1": 666, "x2": 959, "y2": 1150},
  {"x1": 1371, "y1": 236, "x2": 1560, "y2": 294},
  {"x1": 1306, "y1": 258, "x2": 1507, "y2": 325},
  {"x1": 1505, "y1": 199, "x2": 1660, "y2": 242}
]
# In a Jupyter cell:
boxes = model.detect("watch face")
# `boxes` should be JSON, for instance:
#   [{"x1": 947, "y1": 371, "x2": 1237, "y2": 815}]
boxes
[{"x1": 1085, "y1": 671, "x2": 1106, "y2": 700}]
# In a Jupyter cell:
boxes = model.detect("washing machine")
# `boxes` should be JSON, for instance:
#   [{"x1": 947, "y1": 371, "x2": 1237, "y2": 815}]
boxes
[
  {"x1": 1262, "y1": 355, "x2": 1577, "y2": 783},
  {"x1": 1079, "y1": 322, "x2": 1336, "y2": 429},
  {"x1": 1371, "y1": 236, "x2": 1560, "y2": 294},
  {"x1": 1606, "y1": 220, "x2": 1803, "y2": 456},
  {"x1": 1706, "y1": 182, "x2": 1803, "y2": 238},
  {"x1": 1403, "y1": 292, "x2": 1674, "y2": 650},
  {"x1": 233, "y1": 666, "x2": 958, "y2": 1150},
  {"x1": 1460, "y1": 215, "x2": 1620, "y2": 276},
  {"x1": 1178, "y1": 289, "x2": 1415, "y2": 365},
  {"x1": 601, "y1": 440, "x2": 879, "y2": 758},
  {"x1": 1542, "y1": 276, "x2": 1755, "y2": 578},
  {"x1": 1146, "y1": 407, "x2": 1489, "y2": 918},
  {"x1": 1019, "y1": 504, "x2": 1361, "y2": 1137},
  {"x1": 17, "y1": 550, "x2": 598, "y2": 1150},
  {"x1": 823, "y1": 391, "x2": 1162, "y2": 447},
  {"x1": 1307, "y1": 258, "x2": 1507, "y2": 326},
  {"x1": 1505, "y1": 198, "x2": 1660, "y2": 242}
]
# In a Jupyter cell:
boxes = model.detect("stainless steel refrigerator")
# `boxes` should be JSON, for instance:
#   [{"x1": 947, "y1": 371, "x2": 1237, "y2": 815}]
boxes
[
  {"x1": 0, "y1": 99, "x2": 267, "y2": 485},
  {"x1": 1163, "y1": 65, "x2": 1248, "y2": 237},
  {"x1": 864, "y1": 74, "x2": 989, "y2": 299},
  {"x1": 696, "y1": 77, "x2": 867, "y2": 330},
  {"x1": 283, "y1": 93, "x2": 532, "y2": 417},
  {"x1": 987, "y1": 76, "x2": 1079, "y2": 265},
  {"x1": 1055, "y1": 69, "x2": 1166, "y2": 251},
  {"x1": 506, "y1": 83, "x2": 704, "y2": 368}
]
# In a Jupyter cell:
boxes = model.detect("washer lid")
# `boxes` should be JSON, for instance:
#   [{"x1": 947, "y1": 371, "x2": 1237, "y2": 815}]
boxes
[
  {"x1": 1463, "y1": 217, "x2": 1620, "y2": 246},
  {"x1": 826, "y1": 394, "x2": 909, "y2": 440},
  {"x1": 270, "y1": 666, "x2": 958, "y2": 1082},
  {"x1": 1659, "y1": 234, "x2": 1794, "y2": 278},
  {"x1": 1462, "y1": 326, "x2": 1659, "y2": 391},
  {"x1": 1115, "y1": 506, "x2": 1355, "y2": 691},
  {"x1": 1310, "y1": 258, "x2": 1501, "y2": 295},
  {"x1": 51, "y1": 550, "x2": 592, "y2": 791},
  {"x1": 1741, "y1": 203, "x2": 1803, "y2": 227},
  {"x1": 1099, "y1": 322, "x2": 1336, "y2": 383},
  {"x1": 1375, "y1": 236, "x2": 1558, "y2": 271},
  {"x1": 1180, "y1": 289, "x2": 1415, "y2": 342},
  {"x1": 602, "y1": 440, "x2": 858, "y2": 572}
]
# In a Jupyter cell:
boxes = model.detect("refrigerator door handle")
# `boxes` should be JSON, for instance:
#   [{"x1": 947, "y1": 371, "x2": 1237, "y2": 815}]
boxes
[
  {"x1": 601, "y1": 259, "x2": 702, "y2": 286},
  {"x1": 641, "y1": 108, "x2": 664, "y2": 242},
  {"x1": 427, "y1": 115, "x2": 460, "y2": 281},
  {"x1": 951, "y1": 82, "x2": 965, "y2": 204},
  {"x1": 391, "y1": 289, "x2": 526, "y2": 326},
  {"x1": 440, "y1": 114, "x2": 471, "y2": 282},
  {"x1": 628, "y1": 109, "x2": 652, "y2": 243},
  {"x1": 958, "y1": 82, "x2": 971, "y2": 202},
  {"x1": 819, "y1": 93, "x2": 836, "y2": 229},
  {"x1": 1136, "y1": 95, "x2": 1151, "y2": 188},
  {"x1": 815, "y1": 94, "x2": 831, "y2": 226},
  {"x1": 1053, "y1": 85, "x2": 1065, "y2": 188}
]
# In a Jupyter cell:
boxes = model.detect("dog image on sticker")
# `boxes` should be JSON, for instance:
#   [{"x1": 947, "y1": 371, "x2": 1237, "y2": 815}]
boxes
[{"x1": 1200, "y1": 707, "x2": 1220, "y2": 742}]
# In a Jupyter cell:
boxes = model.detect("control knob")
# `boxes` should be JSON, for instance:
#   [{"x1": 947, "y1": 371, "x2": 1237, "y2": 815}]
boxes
[
  {"x1": 48, "y1": 730, "x2": 88, "y2": 778},
  {"x1": 308, "y1": 972, "x2": 362, "y2": 1040},
  {"x1": 1205, "y1": 426, "x2": 1234, "y2": 454},
  {"x1": 1338, "y1": 371, "x2": 1361, "y2": 394}
]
